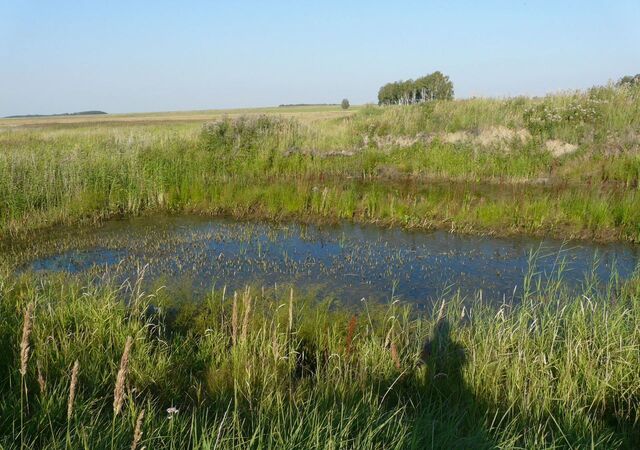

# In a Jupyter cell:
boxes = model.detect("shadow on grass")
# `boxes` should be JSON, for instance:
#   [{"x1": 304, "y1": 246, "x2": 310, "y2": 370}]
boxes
[
  {"x1": 397, "y1": 319, "x2": 639, "y2": 449},
  {"x1": 407, "y1": 319, "x2": 498, "y2": 449}
]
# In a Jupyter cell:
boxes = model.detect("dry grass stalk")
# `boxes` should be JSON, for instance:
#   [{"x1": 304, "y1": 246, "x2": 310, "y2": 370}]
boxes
[
  {"x1": 384, "y1": 325, "x2": 393, "y2": 348},
  {"x1": 346, "y1": 315, "x2": 357, "y2": 357},
  {"x1": 19, "y1": 302, "x2": 35, "y2": 376},
  {"x1": 272, "y1": 325, "x2": 279, "y2": 361},
  {"x1": 113, "y1": 336, "x2": 133, "y2": 416},
  {"x1": 241, "y1": 289, "x2": 252, "y2": 343},
  {"x1": 288, "y1": 288, "x2": 294, "y2": 335},
  {"x1": 231, "y1": 292, "x2": 238, "y2": 346},
  {"x1": 37, "y1": 360, "x2": 46, "y2": 395},
  {"x1": 67, "y1": 360, "x2": 79, "y2": 420},
  {"x1": 220, "y1": 285, "x2": 227, "y2": 329},
  {"x1": 130, "y1": 409, "x2": 145, "y2": 450},
  {"x1": 436, "y1": 300, "x2": 446, "y2": 323},
  {"x1": 390, "y1": 342, "x2": 401, "y2": 370}
]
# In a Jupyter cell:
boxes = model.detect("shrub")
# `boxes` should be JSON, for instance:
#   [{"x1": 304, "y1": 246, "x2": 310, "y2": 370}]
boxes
[
  {"x1": 523, "y1": 96, "x2": 605, "y2": 138},
  {"x1": 200, "y1": 115, "x2": 302, "y2": 155}
]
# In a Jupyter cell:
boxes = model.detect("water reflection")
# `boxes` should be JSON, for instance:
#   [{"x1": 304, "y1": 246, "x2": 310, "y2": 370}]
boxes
[{"x1": 14, "y1": 215, "x2": 640, "y2": 305}]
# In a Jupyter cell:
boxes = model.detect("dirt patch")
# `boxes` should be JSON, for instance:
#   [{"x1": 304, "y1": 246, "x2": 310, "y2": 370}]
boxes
[
  {"x1": 476, "y1": 126, "x2": 530, "y2": 146},
  {"x1": 364, "y1": 133, "x2": 431, "y2": 149},
  {"x1": 545, "y1": 140, "x2": 578, "y2": 157},
  {"x1": 440, "y1": 126, "x2": 531, "y2": 148},
  {"x1": 364, "y1": 127, "x2": 532, "y2": 151},
  {"x1": 439, "y1": 131, "x2": 470, "y2": 145},
  {"x1": 283, "y1": 148, "x2": 356, "y2": 158}
]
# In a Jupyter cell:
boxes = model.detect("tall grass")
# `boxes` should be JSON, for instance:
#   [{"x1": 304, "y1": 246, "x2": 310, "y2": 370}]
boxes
[
  {"x1": 0, "y1": 268, "x2": 638, "y2": 448},
  {"x1": 1, "y1": 85, "x2": 640, "y2": 241},
  {"x1": 1, "y1": 86, "x2": 639, "y2": 448}
]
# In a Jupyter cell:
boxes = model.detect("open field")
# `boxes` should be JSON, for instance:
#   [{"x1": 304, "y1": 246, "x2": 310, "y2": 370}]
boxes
[
  {"x1": 1, "y1": 85, "x2": 640, "y2": 448},
  {"x1": 0, "y1": 105, "x2": 359, "y2": 128}
]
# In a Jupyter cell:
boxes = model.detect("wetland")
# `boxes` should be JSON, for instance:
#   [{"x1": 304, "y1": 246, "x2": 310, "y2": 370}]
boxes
[{"x1": 7, "y1": 215, "x2": 639, "y2": 306}]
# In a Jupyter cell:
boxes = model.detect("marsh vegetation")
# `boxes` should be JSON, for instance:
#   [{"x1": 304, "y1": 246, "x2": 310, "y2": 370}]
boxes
[
  {"x1": 1, "y1": 85, "x2": 640, "y2": 448},
  {"x1": 1, "y1": 84, "x2": 639, "y2": 241}
]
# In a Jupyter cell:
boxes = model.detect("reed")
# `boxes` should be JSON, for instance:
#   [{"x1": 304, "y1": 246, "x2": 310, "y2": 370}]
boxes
[
  {"x1": 36, "y1": 361, "x2": 46, "y2": 395},
  {"x1": 288, "y1": 287, "x2": 294, "y2": 335},
  {"x1": 231, "y1": 292, "x2": 238, "y2": 346},
  {"x1": 67, "y1": 360, "x2": 79, "y2": 421},
  {"x1": 113, "y1": 336, "x2": 133, "y2": 416},
  {"x1": 130, "y1": 409, "x2": 145, "y2": 450},
  {"x1": 19, "y1": 302, "x2": 34, "y2": 377},
  {"x1": 240, "y1": 288, "x2": 251, "y2": 343},
  {"x1": 345, "y1": 315, "x2": 357, "y2": 357},
  {"x1": 390, "y1": 341, "x2": 401, "y2": 370}
]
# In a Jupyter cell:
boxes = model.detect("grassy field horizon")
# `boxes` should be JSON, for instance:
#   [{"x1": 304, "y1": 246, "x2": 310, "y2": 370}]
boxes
[{"x1": 0, "y1": 104, "x2": 361, "y2": 127}]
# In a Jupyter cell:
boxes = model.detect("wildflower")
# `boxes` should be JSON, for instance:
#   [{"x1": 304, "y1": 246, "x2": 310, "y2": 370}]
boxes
[{"x1": 166, "y1": 406, "x2": 179, "y2": 419}]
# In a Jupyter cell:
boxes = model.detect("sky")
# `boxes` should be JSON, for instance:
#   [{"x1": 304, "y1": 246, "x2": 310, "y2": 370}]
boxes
[{"x1": 1, "y1": 1, "x2": 639, "y2": 116}]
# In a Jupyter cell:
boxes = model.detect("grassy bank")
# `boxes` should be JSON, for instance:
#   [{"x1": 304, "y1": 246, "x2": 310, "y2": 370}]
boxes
[
  {"x1": 1, "y1": 84, "x2": 640, "y2": 241},
  {"x1": 1, "y1": 270, "x2": 639, "y2": 448}
]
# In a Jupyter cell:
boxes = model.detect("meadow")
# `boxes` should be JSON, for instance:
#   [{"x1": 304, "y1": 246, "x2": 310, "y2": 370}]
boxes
[
  {"x1": 1, "y1": 85, "x2": 640, "y2": 448},
  {"x1": 1, "y1": 84, "x2": 639, "y2": 242}
]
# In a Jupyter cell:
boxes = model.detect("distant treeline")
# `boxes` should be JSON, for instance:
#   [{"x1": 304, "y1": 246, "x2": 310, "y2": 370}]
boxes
[
  {"x1": 378, "y1": 71, "x2": 454, "y2": 105},
  {"x1": 278, "y1": 103, "x2": 338, "y2": 108},
  {"x1": 5, "y1": 110, "x2": 107, "y2": 118},
  {"x1": 617, "y1": 74, "x2": 640, "y2": 86}
]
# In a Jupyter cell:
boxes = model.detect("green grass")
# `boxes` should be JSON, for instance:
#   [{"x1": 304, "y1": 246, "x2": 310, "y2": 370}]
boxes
[
  {"x1": 1, "y1": 86, "x2": 640, "y2": 447},
  {"x1": 1, "y1": 88, "x2": 640, "y2": 241},
  {"x1": 1, "y1": 84, "x2": 639, "y2": 241},
  {"x1": 1, "y1": 269, "x2": 639, "y2": 449}
]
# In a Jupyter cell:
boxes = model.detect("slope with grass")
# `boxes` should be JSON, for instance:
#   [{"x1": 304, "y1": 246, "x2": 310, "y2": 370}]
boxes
[{"x1": 1, "y1": 84, "x2": 639, "y2": 241}]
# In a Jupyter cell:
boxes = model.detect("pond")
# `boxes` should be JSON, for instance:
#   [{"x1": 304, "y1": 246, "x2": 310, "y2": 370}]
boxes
[{"x1": 8, "y1": 215, "x2": 640, "y2": 306}]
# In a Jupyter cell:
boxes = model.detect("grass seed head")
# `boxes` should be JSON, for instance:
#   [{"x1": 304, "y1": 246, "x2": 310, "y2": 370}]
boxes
[
  {"x1": 37, "y1": 360, "x2": 46, "y2": 395},
  {"x1": 19, "y1": 302, "x2": 35, "y2": 376},
  {"x1": 346, "y1": 315, "x2": 357, "y2": 357},
  {"x1": 114, "y1": 336, "x2": 133, "y2": 416},
  {"x1": 67, "y1": 360, "x2": 80, "y2": 421},
  {"x1": 131, "y1": 409, "x2": 145, "y2": 450},
  {"x1": 231, "y1": 292, "x2": 238, "y2": 346}
]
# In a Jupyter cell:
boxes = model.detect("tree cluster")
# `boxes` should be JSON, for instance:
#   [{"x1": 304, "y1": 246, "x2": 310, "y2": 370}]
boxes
[
  {"x1": 617, "y1": 74, "x2": 640, "y2": 87},
  {"x1": 378, "y1": 71, "x2": 454, "y2": 105}
]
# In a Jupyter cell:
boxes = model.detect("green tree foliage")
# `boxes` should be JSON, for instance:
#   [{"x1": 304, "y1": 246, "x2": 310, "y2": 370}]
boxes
[
  {"x1": 617, "y1": 74, "x2": 640, "y2": 86},
  {"x1": 378, "y1": 71, "x2": 454, "y2": 105},
  {"x1": 341, "y1": 98, "x2": 350, "y2": 110}
]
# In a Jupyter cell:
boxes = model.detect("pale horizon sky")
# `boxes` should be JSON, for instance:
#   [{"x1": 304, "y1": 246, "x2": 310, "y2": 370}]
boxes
[{"x1": 1, "y1": 1, "x2": 639, "y2": 116}]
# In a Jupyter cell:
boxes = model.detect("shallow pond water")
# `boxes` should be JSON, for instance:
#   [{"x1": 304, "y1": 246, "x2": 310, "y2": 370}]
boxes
[{"x1": 9, "y1": 215, "x2": 640, "y2": 306}]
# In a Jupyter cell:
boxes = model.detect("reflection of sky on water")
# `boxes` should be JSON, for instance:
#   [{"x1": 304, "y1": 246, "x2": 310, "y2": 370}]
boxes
[{"x1": 21, "y1": 215, "x2": 640, "y2": 306}]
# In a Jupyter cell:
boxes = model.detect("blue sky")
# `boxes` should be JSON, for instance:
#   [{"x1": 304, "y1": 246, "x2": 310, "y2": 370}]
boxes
[{"x1": 1, "y1": 1, "x2": 638, "y2": 115}]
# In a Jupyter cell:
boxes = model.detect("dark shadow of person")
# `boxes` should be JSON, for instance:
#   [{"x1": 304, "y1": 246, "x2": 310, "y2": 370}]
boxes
[
  {"x1": 412, "y1": 318, "x2": 639, "y2": 449},
  {"x1": 409, "y1": 318, "x2": 498, "y2": 449}
]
